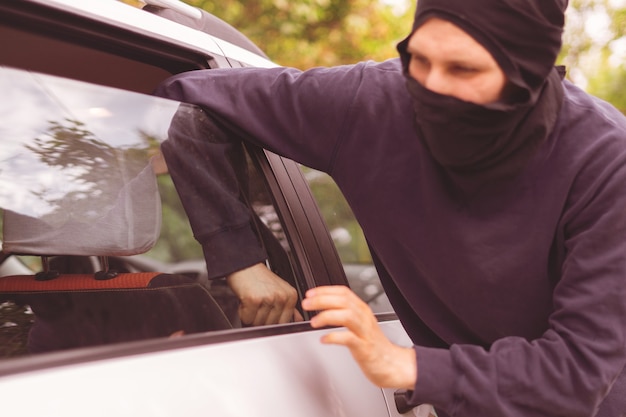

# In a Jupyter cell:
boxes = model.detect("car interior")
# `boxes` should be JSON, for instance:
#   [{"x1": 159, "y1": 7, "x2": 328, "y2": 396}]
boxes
[{"x1": 0, "y1": 146, "x2": 235, "y2": 355}]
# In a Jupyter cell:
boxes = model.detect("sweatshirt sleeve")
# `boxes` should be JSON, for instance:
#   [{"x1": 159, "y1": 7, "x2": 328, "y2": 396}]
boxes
[
  {"x1": 154, "y1": 64, "x2": 363, "y2": 172},
  {"x1": 408, "y1": 125, "x2": 626, "y2": 416},
  {"x1": 160, "y1": 104, "x2": 267, "y2": 278}
]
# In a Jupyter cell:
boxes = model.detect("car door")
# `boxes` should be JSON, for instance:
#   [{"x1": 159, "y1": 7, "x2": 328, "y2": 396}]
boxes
[{"x1": 0, "y1": 1, "x2": 414, "y2": 416}]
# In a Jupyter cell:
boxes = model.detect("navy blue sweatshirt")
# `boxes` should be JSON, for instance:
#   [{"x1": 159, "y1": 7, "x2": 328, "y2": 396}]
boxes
[{"x1": 154, "y1": 58, "x2": 626, "y2": 416}]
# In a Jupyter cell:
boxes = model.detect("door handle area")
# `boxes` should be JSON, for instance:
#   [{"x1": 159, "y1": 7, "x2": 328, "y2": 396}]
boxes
[
  {"x1": 393, "y1": 390, "x2": 438, "y2": 417},
  {"x1": 394, "y1": 389, "x2": 415, "y2": 414}
]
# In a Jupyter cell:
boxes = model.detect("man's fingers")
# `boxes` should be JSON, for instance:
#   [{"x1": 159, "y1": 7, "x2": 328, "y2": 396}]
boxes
[
  {"x1": 277, "y1": 304, "x2": 297, "y2": 324},
  {"x1": 302, "y1": 294, "x2": 353, "y2": 311},
  {"x1": 275, "y1": 286, "x2": 299, "y2": 324},
  {"x1": 302, "y1": 286, "x2": 372, "y2": 326},
  {"x1": 310, "y1": 308, "x2": 366, "y2": 334},
  {"x1": 320, "y1": 330, "x2": 359, "y2": 347},
  {"x1": 227, "y1": 263, "x2": 300, "y2": 326},
  {"x1": 305, "y1": 285, "x2": 353, "y2": 297},
  {"x1": 238, "y1": 302, "x2": 263, "y2": 326},
  {"x1": 293, "y1": 310, "x2": 305, "y2": 322},
  {"x1": 240, "y1": 293, "x2": 300, "y2": 326},
  {"x1": 266, "y1": 302, "x2": 290, "y2": 325}
]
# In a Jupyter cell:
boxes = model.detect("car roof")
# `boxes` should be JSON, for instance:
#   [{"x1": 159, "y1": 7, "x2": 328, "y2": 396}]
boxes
[{"x1": 143, "y1": 3, "x2": 269, "y2": 60}]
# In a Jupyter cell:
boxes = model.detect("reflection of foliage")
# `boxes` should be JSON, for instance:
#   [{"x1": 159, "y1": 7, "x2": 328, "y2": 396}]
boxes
[
  {"x1": 27, "y1": 118, "x2": 151, "y2": 179},
  {"x1": 147, "y1": 175, "x2": 203, "y2": 263},
  {"x1": 29, "y1": 120, "x2": 125, "y2": 173},
  {"x1": 25, "y1": 119, "x2": 155, "y2": 219},
  {"x1": 301, "y1": 167, "x2": 372, "y2": 264},
  {"x1": 188, "y1": 0, "x2": 413, "y2": 69},
  {"x1": 22, "y1": 118, "x2": 203, "y2": 263}
]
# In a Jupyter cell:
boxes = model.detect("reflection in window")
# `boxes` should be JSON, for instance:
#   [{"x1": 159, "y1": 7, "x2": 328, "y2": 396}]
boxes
[
  {"x1": 0, "y1": 68, "x2": 192, "y2": 358},
  {"x1": 300, "y1": 167, "x2": 393, "y2": 314},
  {"x1": 0, "y1": 66, "x2": 176, "y2": 220}
]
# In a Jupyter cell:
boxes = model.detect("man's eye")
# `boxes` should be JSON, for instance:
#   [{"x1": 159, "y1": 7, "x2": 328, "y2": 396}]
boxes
[
  {"x1": 411, "y1": 55, "x2": 429, "y2": 66},
  {"x1": 451, "y1": 66, "x2": 477, "y2": 74}
]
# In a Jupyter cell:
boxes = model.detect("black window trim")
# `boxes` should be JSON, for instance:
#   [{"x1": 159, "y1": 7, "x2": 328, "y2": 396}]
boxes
[{"x1": 250, "y1": 146, "x2": 349, "y2": 292}]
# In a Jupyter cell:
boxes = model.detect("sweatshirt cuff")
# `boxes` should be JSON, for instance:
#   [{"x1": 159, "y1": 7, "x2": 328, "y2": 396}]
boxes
[
  {"x1": 408, "y1": 345, "x2": 457, "y2": 411},
  {"x1": 200, "y1": 224, "x2": 267, "y2": 279}
]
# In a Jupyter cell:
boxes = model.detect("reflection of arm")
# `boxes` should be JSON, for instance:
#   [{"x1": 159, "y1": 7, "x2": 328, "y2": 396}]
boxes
[{"x1": 160, "y1": 104, "x2": 265, "y2": 279}]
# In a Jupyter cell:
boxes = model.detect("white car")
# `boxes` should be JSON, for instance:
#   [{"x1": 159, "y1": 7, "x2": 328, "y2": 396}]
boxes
[{"x1": 0, "y1": 1, "x2": 414, "y2": 415}]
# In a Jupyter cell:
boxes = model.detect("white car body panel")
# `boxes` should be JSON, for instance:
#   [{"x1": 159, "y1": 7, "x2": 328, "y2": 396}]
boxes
[{"x1": 0, "y1": 321, "x2": 412, "y2": 416}]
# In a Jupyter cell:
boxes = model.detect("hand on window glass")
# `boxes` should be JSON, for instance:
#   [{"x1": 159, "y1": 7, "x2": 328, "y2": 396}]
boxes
[{"x1": 227, "y1": 263, "x2": 304, "y2": 326}]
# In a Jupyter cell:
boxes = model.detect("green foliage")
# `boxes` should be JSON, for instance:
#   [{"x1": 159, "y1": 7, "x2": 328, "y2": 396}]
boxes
[
  {"x1": 586, "y1": 61, "x2": 626, "y2": 112},
  {"x1": 187, "y1": 0, "x2": 414, "y2": 68},
  {"x1": 147, "y1": 175, "x2": 203, "y2": 263},
  {"x1": 560, "y1": 0, "x2": 626, "y2": 113},
  {"x1": 559, "y1": 0, "x2": 599, "y2": 69},
  {"x1": 612, "y1": 7, "x2": 626, "y2": 35}
]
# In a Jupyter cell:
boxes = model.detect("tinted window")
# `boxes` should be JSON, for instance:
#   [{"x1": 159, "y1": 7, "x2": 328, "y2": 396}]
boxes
[{"x1": 300, "y1": 167, "x2": 393, "y2": 314}]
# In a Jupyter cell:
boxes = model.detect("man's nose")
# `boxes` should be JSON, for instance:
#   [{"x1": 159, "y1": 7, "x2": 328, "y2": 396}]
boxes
[{"x1": 423, "y1": 69, "x2": 452, "y2": 96}]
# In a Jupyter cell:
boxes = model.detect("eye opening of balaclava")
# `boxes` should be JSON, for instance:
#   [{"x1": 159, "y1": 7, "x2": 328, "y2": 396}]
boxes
[{"x1": 398, "y1": 0, "x2": 568, "y2": 104}]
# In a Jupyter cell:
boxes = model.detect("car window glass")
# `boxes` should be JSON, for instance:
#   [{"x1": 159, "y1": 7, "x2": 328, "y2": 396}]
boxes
[
  {"x1": 300, "y1": 167, "x2": 394, "y2": 314},
  {"x1": 0, "y1": 67, "x2": 300, "y2": 361}
]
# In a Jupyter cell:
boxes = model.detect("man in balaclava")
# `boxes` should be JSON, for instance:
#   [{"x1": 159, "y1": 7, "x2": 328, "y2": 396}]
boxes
[
  {"x1": 397, "y1": 0, "x2": 566, "y2": 180},
  {"x1": 155, "y1": 0, "x2": 626, "y2": 415}
]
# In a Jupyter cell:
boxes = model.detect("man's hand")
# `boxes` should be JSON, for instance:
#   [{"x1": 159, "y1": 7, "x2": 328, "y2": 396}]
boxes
[
  {"x1": 302, "y1": 285, "x2": 417, "y2": 390},
  {"x1": 227, "y1": 263, "x2": 304, "y2": 326}
]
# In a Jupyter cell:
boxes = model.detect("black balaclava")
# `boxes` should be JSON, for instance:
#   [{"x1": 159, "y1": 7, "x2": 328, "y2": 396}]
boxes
[{"x1": 397, "y1": 0, "x2": 568, "y2": 178}]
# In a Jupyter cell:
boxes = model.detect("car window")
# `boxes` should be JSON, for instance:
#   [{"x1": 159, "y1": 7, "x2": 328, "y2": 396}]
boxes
[
  {"x1": 0, "y1": 67, "x2": 302, "y2": 360},
  {"x1": 300, "y1": 167, "x2": 394, "y2": 314}
]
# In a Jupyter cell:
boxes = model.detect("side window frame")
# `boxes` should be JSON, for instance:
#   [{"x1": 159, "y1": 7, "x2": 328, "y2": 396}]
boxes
[{"x1": 248, "y1": 145, "x2": 349, "y2": 291}]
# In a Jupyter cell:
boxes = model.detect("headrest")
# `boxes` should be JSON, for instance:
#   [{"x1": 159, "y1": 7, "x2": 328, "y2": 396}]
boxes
[{"x1": 2, "y1": 163, "x2": 161, "y2": 257}]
